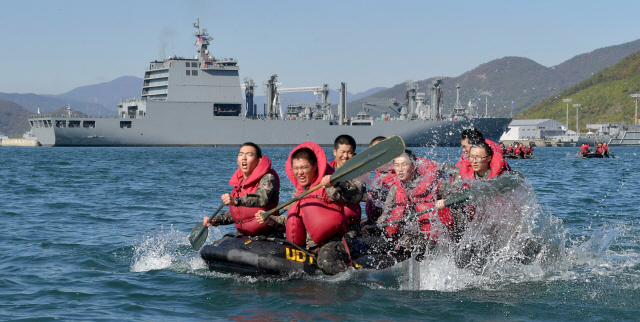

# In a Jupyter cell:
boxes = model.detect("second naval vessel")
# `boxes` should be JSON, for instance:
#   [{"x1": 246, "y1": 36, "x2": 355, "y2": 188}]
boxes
[{"x1": 28, "y1": 21, "x2": 511, "y2": 147}]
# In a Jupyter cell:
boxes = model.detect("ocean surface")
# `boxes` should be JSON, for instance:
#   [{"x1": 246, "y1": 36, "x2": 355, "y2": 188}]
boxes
[{"x1": 1, "y1": 146, "x2": 639, "y2": 321}]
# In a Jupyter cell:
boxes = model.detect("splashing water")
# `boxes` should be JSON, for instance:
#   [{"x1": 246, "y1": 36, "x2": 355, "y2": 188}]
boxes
[
  {"x1": 390, "y1": 172, "x2": 570, "y2": 291},
  {"x1": 131, "y1": 224, "x2": 219, "y2": 273}
]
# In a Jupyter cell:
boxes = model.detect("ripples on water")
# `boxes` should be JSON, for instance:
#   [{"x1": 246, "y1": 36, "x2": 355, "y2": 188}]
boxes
[{"x1": 1, "y1": 147, "x2": 639, "y2": 320}]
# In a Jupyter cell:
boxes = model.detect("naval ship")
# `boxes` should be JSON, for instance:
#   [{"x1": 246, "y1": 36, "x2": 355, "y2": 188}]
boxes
[{"x1": 28, "y1": 21, "x2": 511, "y2": 147}]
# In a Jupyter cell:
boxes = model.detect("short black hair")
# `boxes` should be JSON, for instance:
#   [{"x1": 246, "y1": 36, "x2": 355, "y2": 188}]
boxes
[
  {"x1": 401, "y1": 149, "x2": 417, "y2": 164},
  {"x1": 240, "y1": 142, "x2": 262, "y2": 158},
  {"x1": 471, "y1": 141, "x2": 493, "y2": 157},
  {"x1": 369, "y1": 136, "x2": 386, "y2": 146},
  {"x1": 291, "y1": 148, "x2": 317, "y2": 166},
  {"x1": 461, "y1": 128, "x2": 484, "y2": 145},
  {"x1": 334, "y1": 134, "x2": 356, "y2": 151}
]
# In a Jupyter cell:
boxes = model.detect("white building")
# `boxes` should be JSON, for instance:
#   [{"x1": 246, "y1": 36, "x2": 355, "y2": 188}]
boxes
[{"x1": 500, "y1": 119, "x2": 566, "y2": 140}]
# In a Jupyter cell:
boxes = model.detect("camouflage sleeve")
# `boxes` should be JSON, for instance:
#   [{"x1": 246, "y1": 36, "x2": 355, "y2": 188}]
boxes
[
  {"x1": 213, "y1": 210, "x2": 234, "y2": 225},
  {"x1": 238, "y1": 173, "x2": 278, "y2": 208},
  {"x1": 325, "y1": 179, "x2": 366, "y2": 205},
  {"x1": 267, "y1": 214, "x2": 287, "y2": 232},
  {"x1": 438, "y1": 167, "x2": 463, "y2": 199},
  {"x1": 375, "y1": 185, "x2": 397, "y2": 226}
]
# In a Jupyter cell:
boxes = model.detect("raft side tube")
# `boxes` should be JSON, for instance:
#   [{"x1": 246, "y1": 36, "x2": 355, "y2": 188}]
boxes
[{"x1": 200, "y1": 236, "x2": 324, "y2": 276}]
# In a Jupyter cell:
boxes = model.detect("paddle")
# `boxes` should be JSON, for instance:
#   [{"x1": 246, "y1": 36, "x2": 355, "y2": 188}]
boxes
[
  {"x1": 261, "y1": 135, "x2": 406, "y2": 221},
  {"x1": 379, "y1": 171, "x2": 526, "y2": 228},
  {"x1": 188, "y1": 203, "x2": 226, "y2": 251}
]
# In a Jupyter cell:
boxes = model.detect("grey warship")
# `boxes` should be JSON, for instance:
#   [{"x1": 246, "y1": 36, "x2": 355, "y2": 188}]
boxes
[{"x1": 28, "y1": 21, "x2": 511, "y2": 147}]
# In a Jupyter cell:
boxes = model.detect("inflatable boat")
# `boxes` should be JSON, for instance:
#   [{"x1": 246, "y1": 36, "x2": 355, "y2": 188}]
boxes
[
  {"x1": 199, "y1": 234, "x2": 409, "y2": 276},
  {"x1": 504, "y1": 154, "x2": 534, "y2": 159},
  {"x1": 200, "y1": 234, "x2": 324, "y2": 275},
  {"x1": 581, "y1": 152, "x2": 605, "y2": 158}
]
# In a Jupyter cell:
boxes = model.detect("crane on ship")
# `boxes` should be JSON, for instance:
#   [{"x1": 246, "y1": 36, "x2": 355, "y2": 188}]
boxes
[{"x1": 263, "y1": 74, "x2": 331, "y2": 120}]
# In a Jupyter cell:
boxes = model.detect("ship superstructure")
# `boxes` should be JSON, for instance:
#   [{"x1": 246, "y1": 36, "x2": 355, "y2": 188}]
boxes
[{"x1": 28, "y1": 21, "x2": 511, "y2": 147}]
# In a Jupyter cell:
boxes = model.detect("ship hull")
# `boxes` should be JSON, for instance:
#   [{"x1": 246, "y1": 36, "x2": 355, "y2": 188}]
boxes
[
  {"x1": 29, "y1": 102, "x2": 510, "y2": 147},
  {"x1": 30, "y1": 115, "x2": 510, "y2": 148}
]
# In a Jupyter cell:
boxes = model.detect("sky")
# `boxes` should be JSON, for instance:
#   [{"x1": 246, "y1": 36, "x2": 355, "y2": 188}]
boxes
[{"x1": 2, "y1": 0, "x2": 640, "y2": 95}]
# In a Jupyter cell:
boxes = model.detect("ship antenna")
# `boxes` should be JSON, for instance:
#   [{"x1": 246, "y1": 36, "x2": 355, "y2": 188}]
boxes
[{"x1": 194, "y1": 18, "x2": 200, "y2": 34}]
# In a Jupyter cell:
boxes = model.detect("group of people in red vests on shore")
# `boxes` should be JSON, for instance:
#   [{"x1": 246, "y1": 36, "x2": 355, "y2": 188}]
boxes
[{"x1": 202, "y1": 129, "x2": 517, "y2": 274}]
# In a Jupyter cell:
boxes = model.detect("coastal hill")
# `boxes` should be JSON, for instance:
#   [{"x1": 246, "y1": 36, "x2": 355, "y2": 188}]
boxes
[
  {"x1": 349, "y1": 39, "x2": 640, "y2": 118},
  {"x1": 516, "y1": 49, "x2": 640, "y2": 131},
  {"x1": 0, "y1": 92, "x2": 114, "y2": 115},
  {"x1": 0, "y1": 100, "x2": 31, "y2": 137},
  {"x1": 52, "y1": 76, "x2": 142, "y2": 112}
]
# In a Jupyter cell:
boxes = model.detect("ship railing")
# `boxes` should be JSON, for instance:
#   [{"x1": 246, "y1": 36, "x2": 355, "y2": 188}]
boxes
[{"x1": 28, "y1": 114, "x2": 121, "y2": 119}]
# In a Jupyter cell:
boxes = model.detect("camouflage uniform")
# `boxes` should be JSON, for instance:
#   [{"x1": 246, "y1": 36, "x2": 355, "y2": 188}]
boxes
[{"x1": 213, "y1": 173, "x2": 282, "y2": 225}]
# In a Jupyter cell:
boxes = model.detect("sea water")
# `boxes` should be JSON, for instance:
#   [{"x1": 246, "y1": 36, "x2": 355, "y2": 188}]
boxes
[{"x1": 1, "y1": 146, "x2": 638, "y2": 320}]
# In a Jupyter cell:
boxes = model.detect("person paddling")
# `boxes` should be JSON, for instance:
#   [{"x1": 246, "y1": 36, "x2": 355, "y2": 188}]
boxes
[
  {"x1": 329, "y1": 135, "x2": 366, "y2": 233},
  {"x1": 255, "y1": 142, "x2": 364, "y2": 275},
  {"x1": 437, "y1": 141, "x2": 508, "y2": 243},
  {"x1": 455, "y1": 129, "x2": 510, "y2": 176},
  {"x1": 370, "y1": 150, "x2": 453, "y2": 256},
  {"x1": 453, "y1": 129, "x2": 510, "y2": 179},
  {"x1": 603, "y1": 142, "x2": 612, "y2": 157},
  {"x1": 579, "y1": 143, "x2": 591, "y2": 156},
  {"x1": 202, "y1": 142, "x2": 282, "y2": 238}
]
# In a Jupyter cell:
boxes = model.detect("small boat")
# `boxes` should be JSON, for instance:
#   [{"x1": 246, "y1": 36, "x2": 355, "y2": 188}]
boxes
[
  {"x1": 504, "y1": 154, "x2": 534, "y2": 159},
  {"x1": 580, "y1": 152, "x2": 605, "y2": 158}
]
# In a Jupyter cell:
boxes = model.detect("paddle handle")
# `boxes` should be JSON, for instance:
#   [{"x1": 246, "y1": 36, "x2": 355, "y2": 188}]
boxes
[
  {"x1": 206, "y1": 203, "x2": 226, "y2": 224},
  {"x1": 261, "y1": 183, "x2": 324, "y2": 220}
]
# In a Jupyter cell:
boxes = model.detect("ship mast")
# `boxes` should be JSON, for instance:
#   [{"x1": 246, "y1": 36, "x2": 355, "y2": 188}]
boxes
[{"x1": 193, "y1": 18, "x2": 213, "y2": 67}]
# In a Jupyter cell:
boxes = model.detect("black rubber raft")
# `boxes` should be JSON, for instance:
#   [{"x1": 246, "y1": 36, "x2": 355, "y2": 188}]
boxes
[
  {"x1": 200, "y1": 234, "x2": 405, "y2": 276},
  {"x1": 200, "y1": 234, "x2": 324, "y2": 275},
  {"x1": 504, "y1": 154, "x2": 534, "y2": 159},
  {"x1": 581, "y1": 152, "x2": 606, "y2": 158}
]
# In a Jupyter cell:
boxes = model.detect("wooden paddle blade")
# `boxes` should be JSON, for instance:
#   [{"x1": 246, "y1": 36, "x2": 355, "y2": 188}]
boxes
[
  {"x1": 188, "y1": 222, "x2": 208, "y2": 251},
  {"x1": 331, "y1": 136, "x2": 406, "y2": 183}
]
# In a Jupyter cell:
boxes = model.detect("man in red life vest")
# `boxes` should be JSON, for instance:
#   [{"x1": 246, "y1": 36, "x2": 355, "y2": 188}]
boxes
[
  {"x1": 255, "y1": 142, "x2": 364, "y2": 275},
  {"x1": 344, "y1": 150, "x2": 453, "y2": 266},
  {"x1": 595, "y1": 139, "x2": 604, "y2": 156},
  {"x1": 454, "y1": 129, "x2": 510, "y2": 179},
  {"x1": 526, "y1": 143, "x2": 534, "y2": 158},
  {"x1": 603, "y1": 142, "x2": 612, "y2": 157},
  {"x1": 328, "y1": 135, "x2": 366, "y2": 233},
  {"x1": 579, "y1": 143, "x2": 591, "y2": 156},
  {"x1": 202, "y1": 142, "x2": 282, "y2": 238},
  {"x1": 438, "y1": 141, "x2": 507, "y2": 243},
  {"x1": 437, "y1": 141, "x2": 513, "y2": 269}
]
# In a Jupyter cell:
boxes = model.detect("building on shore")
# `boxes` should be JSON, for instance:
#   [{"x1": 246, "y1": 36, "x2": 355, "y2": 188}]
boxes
[{"x1": 500, "y1": 119, "x2": 566, "y2": 141}]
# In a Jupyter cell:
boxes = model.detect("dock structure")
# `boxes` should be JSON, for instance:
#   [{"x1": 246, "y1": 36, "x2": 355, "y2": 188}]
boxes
[{"x1": 1, "y1": 138, "x2": 40, "y2": 147}]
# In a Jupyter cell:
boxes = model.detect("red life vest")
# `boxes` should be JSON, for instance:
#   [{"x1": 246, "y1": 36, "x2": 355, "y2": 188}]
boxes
[
  {"x1": 228, "y1": 156, "x2": 280, "y2": 236},
  {"x1": 596, "y1": 146, "x2": 603, "y2": 154},
  {"x1": 385, "y1": 158, "x2": 453, "y2": 241},
  {"x1": 457, "y1": 139, "x2": 509, "y2": 180},
  {"x1": 329, "y1": 158, "x2": 361, "y2": 227},
  {"x1": 285, "y1": 142, "x2": 346, "y2": 247},
  {"x1": 580, "y1": 145, "x2": 589, "y2": 153}
]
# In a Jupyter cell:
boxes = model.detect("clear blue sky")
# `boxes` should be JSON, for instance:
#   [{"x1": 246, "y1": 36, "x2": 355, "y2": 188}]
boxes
[{"x1": 1, "y1": 0, "x2": 640, "y2": 95}]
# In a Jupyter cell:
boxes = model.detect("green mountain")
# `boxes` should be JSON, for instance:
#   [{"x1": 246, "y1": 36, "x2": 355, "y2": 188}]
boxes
[
  {"x1": 349, "y1": 39, "x2": 640, "y2": 118},
  {"x1": 0, "y1": 100, "x2": 31, "y2": 137},
  {"x1": 517, "y1": 49, "x2": 640, "y2": 130}
]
